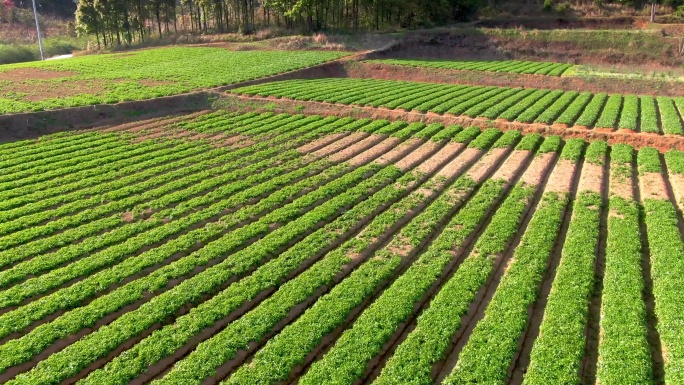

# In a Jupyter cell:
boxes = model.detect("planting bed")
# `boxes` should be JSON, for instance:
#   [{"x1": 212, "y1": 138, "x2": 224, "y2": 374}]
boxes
[
  {"x1": 231, "y1": 78, "x2": 684, "y2": 136},
  {"x1": 0, "y1": 110, "x2": 682, "y2": 385}
]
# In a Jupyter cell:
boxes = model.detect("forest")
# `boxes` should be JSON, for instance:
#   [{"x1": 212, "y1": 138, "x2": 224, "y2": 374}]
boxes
[{"x1": 71, "y1": 0, "x2": 684, "y2": 48}]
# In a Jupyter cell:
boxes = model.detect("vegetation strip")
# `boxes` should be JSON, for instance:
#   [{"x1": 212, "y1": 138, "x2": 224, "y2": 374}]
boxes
[
  {"x1": 597, "y1": 144, "x2": 653, "y2": 385},
  {"x1": 0, "y1": 119, "x2": 409, "y2": 343}
]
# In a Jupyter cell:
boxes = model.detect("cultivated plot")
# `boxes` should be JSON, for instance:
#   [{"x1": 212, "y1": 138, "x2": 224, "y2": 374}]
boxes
[
  {"x1": 0, "y1": 111, "x2": 682, "y2": 385},
  {"x1": 0, "y1": 47, "x2": 348, "y2": 114},
  {"x1": 231, "y1": 78, "x2": 684, "y2": 135},
  {"x1": 364, "y1": 58, "x2": 573, "y2": 76}
]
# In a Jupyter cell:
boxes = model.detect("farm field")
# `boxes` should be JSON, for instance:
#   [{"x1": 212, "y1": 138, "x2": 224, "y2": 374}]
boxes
[
  {"x1": 0, "y1": 110, "x2": 682, "y2": 385},
  {"x1": 0, "y1": 47, "x2": 349, "y2": 114},
  {"x1": 364, "y1": 58, "x2": 574, "y2": 76},
  {"x1": 231, "y1": 78, "x2": 684, "y2": 135}
]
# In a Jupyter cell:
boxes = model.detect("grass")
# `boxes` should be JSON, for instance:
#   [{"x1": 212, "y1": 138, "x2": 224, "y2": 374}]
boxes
[
  {"x1": 571, "y1": 64, "x2": 684, "y2": 83},
  {"x1": 0, "y1": 37, "x2": 86, "y2": 65}
]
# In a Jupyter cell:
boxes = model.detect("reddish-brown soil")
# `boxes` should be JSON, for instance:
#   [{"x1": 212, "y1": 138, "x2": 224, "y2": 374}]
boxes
[
  {"x1": 578, "y1": 162, "x2": 605, "y2": 193},
  {"x1": 492, "y1": 150, "x2": 532, "y2": 184},
  {"x1": 639, "y1": 172, "x2": 670, "y2": 201},
  {"x1": 547, "y1": 159, "x2": 576, "y2": 193},
  {"x1": 297, "y1": 133, "x2": 348, "y2": 154},
  {"x1": 0, "y1": 68, "x2": 77, "y2": 81},
  {"x1": 433, "y1": 144, "x2": 473, "y2": 179},
  {"x1": 418, "y1": 142, "x2": 464, "y2": 175},
  {"x1": 521, "y1": 153, "x2": 557, "y2": 187},
  {"x1": 669, "y1": 174, "x2": 684, "y2": 211},
  {"x1": 345, "y1": 62, "x2": 684, "y2": 98},
  {"x1": 348, "y1": 137, "x2": 402, "y2": 166},
  {"x1": 396, "y1": 141, "x2": 441, "y2": 172},
  {"x1": 5, "y1": 80, "x2": 112, "y2": 102},
  {"x1": 221, "y1": 94, "x2": 684, "y2": 152},
  {"x1": 609, "y1": 166, "x2": 634, "y2": 200},
  {"x1": 329, "y1": 134, "x2": 386, "y2": 163},
  {"x1": 375, "y1": 138, "x2": 422, "y2": 166}
]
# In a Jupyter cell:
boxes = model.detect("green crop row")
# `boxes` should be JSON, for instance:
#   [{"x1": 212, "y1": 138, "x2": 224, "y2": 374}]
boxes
[
  {"x1": 297, "y1": 132, "x2": 527, "y2": 385},
  {"x1": 432, "y1": 87, "x2": 498, "y2": 114},
  {"x1": 0, "y1": 116, "x2": 329, "y2": 259},
  {"x1": 464, "y1": 88, "x2": 526, "y2": 118},
  {"x1": 658, "y1": 96, "x2": 684, "y2": 135},
  {"x1": 448, "y1": 190, "x2": 570, "y2": 383},
  {"x1": 594, "y1": 94, "x2": 622, "y2": 129},
  {"x1": 0, "y1": 115, "x2": 259, "y2": 200},
  {"x1": 619, "y1": 94, "x2": 639, "y2": 131},
  {"x1": 500, "y1": 89, "x2": 551, "y2": 121},
  {"x1": 0, "y1": 140, "x2": 214, "y2": 214},
  {"x1": 523, "y1": 190, "x2": 603, "y2": 384},
  {"x1": 640, "y1": 96, "x2": 659, "y2": 133},
  {"x1": 533, "y1": 91, "x2": 579, "y2": 124},
  {"x1": 0, "y1": 143, "x2": 339, "y2": 291},
  {"x1": 575, "y1": 93, "x2": 608, "y2": 127},
  {"x1": 0, "y1": 133, "x2": 122, "y2": 175},
  {"x1": 479, "y1": 88, "x2": 535, "y2": 120},
  {"x1": 597, "y1": 144, "x2": 652, "y2": 385},
  {"x1": 374, "y1": 137, "x2": 558, "y2": 385},
  {"x1": 524, "y1": 141, "x2": 606, "y2": 384},
  {"x1": 515, "y1": 90, "x2": 564, "y2": 123},
  {"x1": 447, "y1": 88, "x2": 511, "y2": 116},
  {"x1": 0, "y1": 115, "x2": 337, "y2": 268}
]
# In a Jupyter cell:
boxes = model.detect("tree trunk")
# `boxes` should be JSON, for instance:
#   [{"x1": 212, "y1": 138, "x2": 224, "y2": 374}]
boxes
[
  {"x1": 650, "y1": 2, "x2": 656, "y2": 23},
  {"x1": 156, "y1": 8, "x2": 163, "y2": 39}
]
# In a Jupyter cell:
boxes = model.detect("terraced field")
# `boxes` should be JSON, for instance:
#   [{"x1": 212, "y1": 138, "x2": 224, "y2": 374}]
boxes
[
  {"x1": 364, "y1": 59, "x2": 573, "y2": 76},
  {"x1": 231, "y1": 78, "x2": 684, "y2": 135},
  {"x1": 0, "y1": 48, "x2": 348, "y2": 114},
  {"x1": 1, "y1": 110, "x2": 682, "y2": 385}
]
